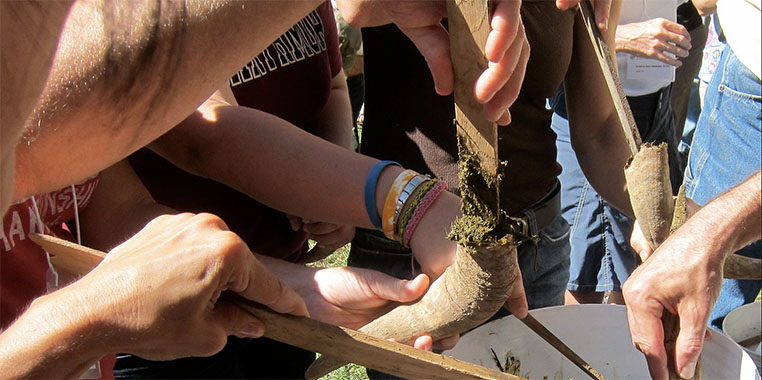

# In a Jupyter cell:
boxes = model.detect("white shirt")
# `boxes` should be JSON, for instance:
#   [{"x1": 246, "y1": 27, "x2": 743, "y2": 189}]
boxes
[
  {"x1": 717, "y1": 0, "x2": 761, "y2": 80},
  {"x1": 616, "y1": 0, "x2": 681, "y2": 96}
]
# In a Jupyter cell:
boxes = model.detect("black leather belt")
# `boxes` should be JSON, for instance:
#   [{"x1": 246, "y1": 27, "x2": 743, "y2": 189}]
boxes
[{"x1": 513, "y1": 181, "x2": 561, "y2": 245}]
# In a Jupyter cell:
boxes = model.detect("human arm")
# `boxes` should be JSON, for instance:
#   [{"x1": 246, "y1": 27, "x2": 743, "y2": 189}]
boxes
[
  {"x1": 564, "y1": 0, "x2": 635, "y2": 218},
  {"x1": 14, "y1": 0, "x2": 324, "y2": 201},
  {"x1": 616, "y1": 18, "x2": 691, "y2": 67},
  {"x1": 0, "y1": 1, "x2": 74, "y2": 213},
  {"x1": 0, "y1": 213, "x2": 307, "y2": 379},
  {"x1": 290, "y1": 71, "x2": 357, "y2": 249},
  {"x1": 623, "y1": 170, "x2": 761, "y2": 380},
  {"x1": 78, "y1": 160, "x2": 174, "y2": 252},
  {"x1": 691, "y1": 0, "x2": 716, "y2": 16}
]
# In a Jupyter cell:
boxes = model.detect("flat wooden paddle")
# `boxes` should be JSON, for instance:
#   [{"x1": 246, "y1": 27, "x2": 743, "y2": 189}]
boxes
[{"x1": 30, "y1": 233, "x2": 524, "y2": 380}]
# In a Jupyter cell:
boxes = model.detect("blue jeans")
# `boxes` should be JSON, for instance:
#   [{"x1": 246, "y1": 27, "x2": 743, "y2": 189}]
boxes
[
  {"x1": 551, "y1": 86, "x2": 681, "y2": 292},
  {"x1": 684, "y1": 45, "x2": 762, "y2": 330},
  {"x1": 349, "y1": 215, "x2": 570, "y2": 311}
]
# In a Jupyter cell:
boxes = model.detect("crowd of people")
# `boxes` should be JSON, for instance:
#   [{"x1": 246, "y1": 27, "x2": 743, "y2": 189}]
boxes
[{"x1": 0, "y1": 1, "x2": 758, "y2": 380}]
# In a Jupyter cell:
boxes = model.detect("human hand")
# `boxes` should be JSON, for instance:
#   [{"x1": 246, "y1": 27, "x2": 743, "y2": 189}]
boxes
[
  {"x1": 616, "y1": 18, "x2": 691, "y2": 67},
  {"x1": 630, "y1": 220, "x2": 653, "y2": 261},
  {"x1": 622, "y1": 226, "x2": 721, "y2": 380},
  {"x1": 504, "y1": 253, "x2": 529, "y2": 319},
  {"x1": 555, "y1": 0, "x2": 613, "y2": 31},
  {"x1": 69, "y1": 213, "x2": 308, "y2": 361},
  {"x1": 379, "y1": 0, "x2": 528, "y2": 125},
  {"x1": 288, "y1": 215, "x2": 356, "y2": 251}
]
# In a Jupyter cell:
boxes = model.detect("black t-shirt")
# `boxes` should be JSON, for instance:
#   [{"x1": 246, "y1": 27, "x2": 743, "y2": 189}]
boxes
[{"x1": 359, "y1": 0, "x2": 575, "y2": 214}]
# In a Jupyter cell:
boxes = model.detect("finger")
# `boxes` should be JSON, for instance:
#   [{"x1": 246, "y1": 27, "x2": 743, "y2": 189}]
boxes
[
  {"x1": 301, "y1": 221, "x2": 341, "y2": 235},
  {"x1": 630, "y1": 220, "x2": 653, "y2": 261},
  {"x1": 367, "y1": 273, "x2": 431, "y2": 303},
  {"x1": 237, "y1": 255, "x2": 310, "y2": 317},
  {"x1": 505, "y1": 262, "x2": 528, "y2": 319},
  {"x1": 482, "y1": 37, "x2": 529, "y2": 122},
  {"x1": 214, "y1": 300, "x2": 266, "y2": 339},
  {"x1": 675, "y1": 312, "x2": 708, "y2": 379},
  {"x1": 413, "y1": 335, "x2": 434, "y2": 351},
  {"x1": 497, "y1": 109, "x2": 512, "y2": 126},
  {"x1": 287, "y1": 216, "x2": 303, "y2": 231},
  {"x1": 661, "y1": 21, "x2": 692, "y2": 48},
  {"x1": 652, "y1": 50, "x2": 683, "y2": 67},
  {"x1": 433, "y1": 334, "x2": 460, "y2": 351},
  {"x1": 626, "y1": 304, "x2": 669, "y2": 380},
  {"x1": 475, "y1": 20, "x2": 525, "y2": 104},
  {"x1": 593, "y1": 0, "x2": 612, "y2": 31},
  {"x1": 401, "y1": 25, "x2": 453, "y2": 95},
  {"x1": 484, "y1": 0, "x2": 521, "y2": 63},
  {"x1": 555, "y1": 0, "x2": 580, "y2": 11}
]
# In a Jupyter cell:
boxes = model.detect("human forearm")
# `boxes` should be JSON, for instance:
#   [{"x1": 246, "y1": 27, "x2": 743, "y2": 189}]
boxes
[
  {"x1": 0, "y1": 286, "x2": 112, "y2": 379},
  {"x1": 14, "y1": 0, "x2": 321, "y2": 200},
  {"x1": 79, "y1": 160, "x2": 175, "y2": 252},
  {"x1": 151, "y1": 105, "x2": 393, "y2": 227},
  {"x1": 306, "y1": 72, "x2": 355, "y2": 149},
  {"x1": 689, "y1": 171, "x2": 762, "y2": 262},
  {"x1": 335, "y1": 0, "x2": 392, "y2": 27},
  {"x1": 565, "y1": 11, "x2": 633, "y2": 218}
]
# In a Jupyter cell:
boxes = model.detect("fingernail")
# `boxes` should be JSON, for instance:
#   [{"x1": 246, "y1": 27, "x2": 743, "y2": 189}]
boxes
[
  {"x1": 680, "y1": 361, "x2": 696, "y2": 379},
  {"x1": 237, "y1": 322, "x2": 264, "y2": 338}
]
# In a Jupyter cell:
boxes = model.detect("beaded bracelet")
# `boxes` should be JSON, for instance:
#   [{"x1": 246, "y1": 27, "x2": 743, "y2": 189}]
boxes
[
  {"x1": 395, "y1": 178, "x2": 437, "y2": 240},
  {"x1": 393, "y1": 175, "x2": 428, "y2": 229},
  {"x1": 364, "y1": 160, "x2": 400, "y2": 230},
  {"x1": 382, "y1": 170, "x2": 418, "y2": 240},
  {"x1": 402, "y1": 179, "x2": 448, "y2": 248}
]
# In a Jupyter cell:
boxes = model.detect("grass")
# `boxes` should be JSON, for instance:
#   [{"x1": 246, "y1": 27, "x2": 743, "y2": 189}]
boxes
[{"x1": 309, "y1": 241, "x2": 370, "y2": 380}]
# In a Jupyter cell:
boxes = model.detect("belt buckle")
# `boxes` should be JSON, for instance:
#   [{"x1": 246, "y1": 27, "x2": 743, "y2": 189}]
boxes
[{"x1": 513, "y1": 216, "x2": 539, "y2": 247}]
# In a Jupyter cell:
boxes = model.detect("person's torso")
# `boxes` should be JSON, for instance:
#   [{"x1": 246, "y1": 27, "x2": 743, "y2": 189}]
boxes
[
  {"x1": 616, "y1": 0, "x2": 680, "y2": 96},
  {"x1": 360, "y1": 0, "x2": 574, "y2": 214},
  {"x1": 131, "y1": 1, "x2": 341, "y2": 260},
  {"x1": 1, "y1": 176, "x2": 100, "y2": 327}
]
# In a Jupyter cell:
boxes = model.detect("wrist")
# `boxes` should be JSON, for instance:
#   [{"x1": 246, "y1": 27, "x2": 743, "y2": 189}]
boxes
[{"x1": 0, "y1": 288, "x2": 107, "y2": 378}]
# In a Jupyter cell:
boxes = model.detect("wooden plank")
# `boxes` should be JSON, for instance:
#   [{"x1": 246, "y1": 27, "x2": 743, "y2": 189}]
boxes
[
  {"x1": 577, "y1": 0, "x2": 641, "y2": 154},
  {"x1": 447, "y1": 0, "x2": 500, "y2": 214},
  {"x1": 29, "y1": 233, "x2": 525, "y2": 380}
]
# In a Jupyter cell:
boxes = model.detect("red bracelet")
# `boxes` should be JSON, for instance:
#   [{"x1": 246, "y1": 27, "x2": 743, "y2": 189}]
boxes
[{"x1": 403, "y1": 180, "x2": 447, "y2": 248}]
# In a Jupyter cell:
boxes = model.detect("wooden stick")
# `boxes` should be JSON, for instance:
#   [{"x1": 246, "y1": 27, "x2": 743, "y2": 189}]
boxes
[
  {"x1": 577, "y1": 0, "x2": 641, "y2": 154},
  {"x1": 29, "y1": 233, "x2": 524, "y2": 380},
  {"x1": 519, "y1": 313, "x2": 606, "y2": 380},
  {"x1": 447, "y1": 0, "x2": 501, "y2": 217}
]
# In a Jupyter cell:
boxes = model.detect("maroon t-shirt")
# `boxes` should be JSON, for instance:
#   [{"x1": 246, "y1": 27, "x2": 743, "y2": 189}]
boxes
[{"x1": 131, "y1": 1, "x2": 341, "y2": 260}]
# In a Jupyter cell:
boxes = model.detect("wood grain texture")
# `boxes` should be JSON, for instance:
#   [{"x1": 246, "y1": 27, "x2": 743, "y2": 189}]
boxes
[
  {"x1": 578, "y1": 0, "x2": 641, "y2": 154},
  {"x1": 30, "y1": 233, "x2": 523, "y2": 380},
  {"x1": 447, "y1": 0, "x2": 500, "y2": 213}
]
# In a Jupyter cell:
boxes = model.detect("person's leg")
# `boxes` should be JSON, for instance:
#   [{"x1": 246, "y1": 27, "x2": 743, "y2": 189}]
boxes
[
  {"x1": 684, "y1": 45, "x2": 762, "y2": 330},
  {"x1": 552, "y1": 112, "x2": 637, "y2": 305}
]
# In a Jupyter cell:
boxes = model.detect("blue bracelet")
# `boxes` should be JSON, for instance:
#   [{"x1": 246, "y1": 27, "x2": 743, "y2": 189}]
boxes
[{"x1": 364, "y1": 160, "x2": 400, "y2": 230}]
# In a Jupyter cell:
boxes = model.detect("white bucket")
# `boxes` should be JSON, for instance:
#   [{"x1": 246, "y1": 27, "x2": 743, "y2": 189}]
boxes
[
  {"x1": 444, "y1": 304, "x2": 761, "y2": 379},
  {"x1": 723, "y1": 301, "x2": 762, "y2": 373}
]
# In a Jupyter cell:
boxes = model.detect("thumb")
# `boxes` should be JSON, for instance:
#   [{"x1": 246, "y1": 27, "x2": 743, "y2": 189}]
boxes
[
  {"x1": 505, "y1": 265, "x2": 528, "y2": 319},
  {"x1": 675, "y1": 316, "x2": 706, "y2": 379},
  {"x1": 214, "y1": 301, "x2": 266, "y2": 339},
  {"x1": 368, "y1": 272, "x2": 431, "y2": 303}
]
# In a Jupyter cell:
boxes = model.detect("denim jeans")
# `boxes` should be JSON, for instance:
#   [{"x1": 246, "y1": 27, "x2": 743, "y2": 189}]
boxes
[
  {"x1": 684, "y1": 45, "x2": 762, "y2": 330},
  {"x1": 551, "y1": 85, "x2": 681, "y2": 292},
  {"x1": 349, "y1": 215, "x2": 571, "y2": 310}
]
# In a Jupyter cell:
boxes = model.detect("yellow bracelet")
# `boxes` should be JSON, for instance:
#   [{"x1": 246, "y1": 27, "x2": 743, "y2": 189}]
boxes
[{"x1": 382, "y1": 169, "x2": 418, "y2": 240}]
